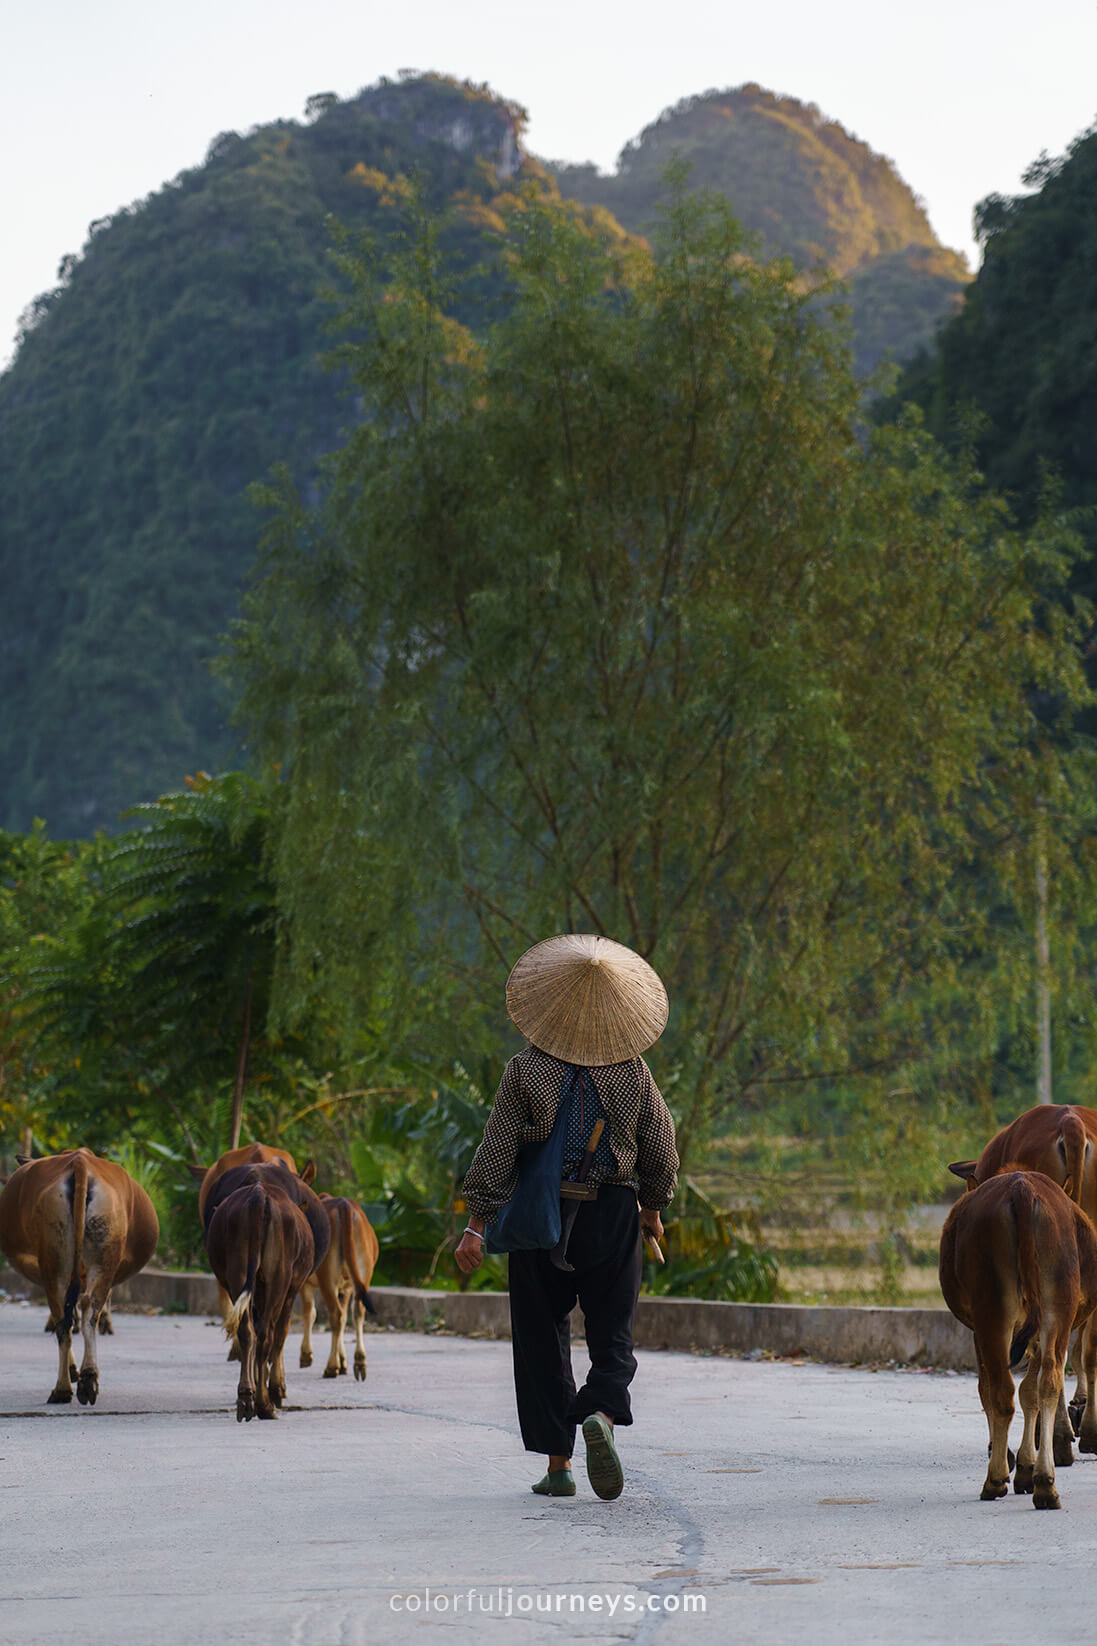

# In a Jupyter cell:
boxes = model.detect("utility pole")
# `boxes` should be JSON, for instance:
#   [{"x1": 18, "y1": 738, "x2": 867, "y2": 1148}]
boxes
[{"x1": 1036, "y1": 808, "x2": 1052, "y2": 1103}]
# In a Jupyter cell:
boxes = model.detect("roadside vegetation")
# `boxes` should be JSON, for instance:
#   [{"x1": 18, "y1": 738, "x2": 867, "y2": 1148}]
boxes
[{"x1": 4, "y1": 156, "x2": 1097, "y2": 1304}]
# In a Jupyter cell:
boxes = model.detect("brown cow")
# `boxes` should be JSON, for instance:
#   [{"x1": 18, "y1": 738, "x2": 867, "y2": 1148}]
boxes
[
  {"x1": 202, "y1": 1158, "x2": 330, "y2": 1415},
  {"x1": 939, "y1": 1167, "x2": 1097, "y2": 1508},
  {"x1": 948, "y1": 1105, "x2": 1097, "y2": 1207},
  {"x1": 204, "y1": 1169, "x2": 317, "y2": 1421},
  {"x1": 949, "y1": 1104, "x2": 1097, "y2": 1443},
  {"x1": 191, "y1": 1143, "x2": 301, "y2": 1355},
  {"x1": 0, "y1": 1149, "x2": 158, "y2": 1405},
  {"x1": 299, "y1": 1196, "x2": 379, "y2": 1381}
]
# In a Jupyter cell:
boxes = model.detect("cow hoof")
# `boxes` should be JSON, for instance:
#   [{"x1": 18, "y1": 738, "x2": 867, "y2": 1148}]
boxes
[
  {"x1": 77, "y1": 1371, "x2": 98, "y2": 1406},
  {"x1": 1013, "y1": 1464, "x2": 1034, "y2": 1494},
  {"x1": 98, "y1": 1314, "x2": 113, "y2": 1336},
  {"x1": 299, "y1": 1348, "x2": 313, "y2": 1368},
  {"x1": 236, "y1": 1392, "x2": 255, "y2": 1422},
  {"x1": 46, "y1": 1388, "x2": 73, "y2": 1404},
  {"x1": 1077, "y1": 1429, "x2": 1097, "y2": 1455},
  {"x1": 269, "y1": 1385, "x2": 285, "y2": 1408},
  {"x1": 980, "y1": 1479, "x2": 1009, "y2": 1500},
  {"x1": 323, "y1": 1366, "x2": 339, "y2": 1379},
  {"x1": 257, "y1": 1404, "x2": 278, "y2": 1420},
  {"x1": 354, "y1": 1357, "x2": 367, "y2": 1382},
  {"x1": 1069, "y1": 1401, "x2": 1086, "y2": 1436},
  {"x1": 1033, "y1": 1478, "x2": 1060, "y2": 1510},
  {"x1": 1054, "y1": 1437, "x2": 1075, "y2": 1467}
]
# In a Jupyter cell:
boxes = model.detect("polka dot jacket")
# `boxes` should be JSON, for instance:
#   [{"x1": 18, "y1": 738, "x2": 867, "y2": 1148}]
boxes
[{"x1": 462, "y1": 1044, "x2": 679, "y2": 1224}]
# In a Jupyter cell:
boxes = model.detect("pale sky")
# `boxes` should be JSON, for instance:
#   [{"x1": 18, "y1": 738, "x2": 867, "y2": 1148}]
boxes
[{"x1": 3, "y1": 0, "x2": 1096, "y2": 366}]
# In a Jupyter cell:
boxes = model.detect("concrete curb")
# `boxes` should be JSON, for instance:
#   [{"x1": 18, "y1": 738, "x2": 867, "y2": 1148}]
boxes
[{"x1": 0, "y1": 1265, "x2": 976, "y2": 1371}]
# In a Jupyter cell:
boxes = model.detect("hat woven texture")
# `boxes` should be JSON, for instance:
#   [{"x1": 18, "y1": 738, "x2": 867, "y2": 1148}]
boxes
[{"x1": 506, "y1": 934, "x2": 668, "y2": 1068}]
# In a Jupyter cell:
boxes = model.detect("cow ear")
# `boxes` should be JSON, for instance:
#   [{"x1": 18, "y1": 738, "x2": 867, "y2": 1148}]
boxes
[
  {"x1": 187, "y1": 1163, "x2": 208, "y2": 1184},
  {"x1": 948, "y1": 1160, "x2": 978, "y2": 1181},
  {"x1": 299, "y1": 1160, "x2": 317, "y2": 1185},
  {"x1": 965, "y1": 1175, "x2": 979, "y2": 1194}
]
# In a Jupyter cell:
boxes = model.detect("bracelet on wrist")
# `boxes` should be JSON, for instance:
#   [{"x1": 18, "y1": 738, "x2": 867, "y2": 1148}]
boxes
[{"x1": 463, "y1": 1225, "x2": 484, "y2": 1241}]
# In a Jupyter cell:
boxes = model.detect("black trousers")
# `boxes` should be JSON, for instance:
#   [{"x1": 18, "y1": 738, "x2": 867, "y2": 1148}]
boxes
[{"x1": 508, "y1": 1185, "x2": 642, "y2": 1457}]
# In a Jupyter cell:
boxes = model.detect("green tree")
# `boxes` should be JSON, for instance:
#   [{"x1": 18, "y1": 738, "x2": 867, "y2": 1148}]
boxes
[
  {"x1": 0, "y1": 825, "x2": 102, "y2": 1158},
  {"x1": 14, "y1": 772, "x2": 303, "y2": 1160},
  {"x1": 228, "y1": 183, "x2": 1095, "y2": 1156},
  {"x1": 880, "y1": 124, "x2": 1097, "y2": 590}
]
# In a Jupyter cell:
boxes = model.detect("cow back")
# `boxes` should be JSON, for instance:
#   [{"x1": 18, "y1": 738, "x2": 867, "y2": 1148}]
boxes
[
  {"x1": 972, "y1": 1106, "x2": 1097, "y2": 1218},
  {"x1": 0, "y1": 1149, "x2": 158, "y2": 1286},
  {"x1": 196, "y1": 1143, "x2": 298, "y2": 1219},
  {"x1": 203, "y1": 1160, "x2": 330, "y2": 1270}
]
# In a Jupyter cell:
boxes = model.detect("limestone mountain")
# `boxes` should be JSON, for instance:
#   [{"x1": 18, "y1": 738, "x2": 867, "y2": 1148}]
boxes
[
  {"x1": 0, "y1": 74, "x2": 970, "y2": 837},
  {"x1": 0, "y1": 76, "x2": 532, "y2": 837},
  {"x1": 550, "y1": 85, "x2": 970, "y2": 374}
]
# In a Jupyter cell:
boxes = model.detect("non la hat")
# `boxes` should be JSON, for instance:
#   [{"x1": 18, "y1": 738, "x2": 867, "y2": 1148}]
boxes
[{"x1": 505, "y1": 934, "x2": 669, "y2": 1067}]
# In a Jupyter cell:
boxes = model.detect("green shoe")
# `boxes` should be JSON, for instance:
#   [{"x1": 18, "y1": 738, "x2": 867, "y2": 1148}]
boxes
[
  {"x1": 582, "y1": 1414, "x2": 624, "y2": 1501},
  {"x1": 532, "y1": 1469, "x2": 576, "y2": 1497}
]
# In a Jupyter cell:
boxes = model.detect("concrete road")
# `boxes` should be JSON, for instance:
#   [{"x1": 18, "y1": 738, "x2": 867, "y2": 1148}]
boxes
[{"x1": 0, "y1": 1299, "x2": 1090, "y2": 1645}]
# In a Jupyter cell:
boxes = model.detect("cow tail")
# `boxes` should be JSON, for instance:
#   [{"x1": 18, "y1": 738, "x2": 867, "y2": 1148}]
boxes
[
  {"x1": 1009, "y1": 1183, "x2": 1042, "y2": 1369},
  {"x1": 224, "y1": 1188, "x2": 267, "y2": 1339},
  {"x1": 1060, "y1": 1111, "x2": 1088, "y2": 1206},
  {"x1": 61, "y1": 1153, "x2": 89, "y2": 1338},
  {"x1": 339, "y1": 1200, "x2": 376, "y2": 1316}
]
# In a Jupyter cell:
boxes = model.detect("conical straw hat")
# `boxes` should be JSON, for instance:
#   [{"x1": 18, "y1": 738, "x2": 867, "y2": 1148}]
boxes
[{"x1": 506, "y1": 934, "x2": 669, "y2": 1067}]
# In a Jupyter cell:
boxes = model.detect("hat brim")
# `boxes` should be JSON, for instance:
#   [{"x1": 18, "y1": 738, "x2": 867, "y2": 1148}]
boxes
[{"x1": 506, "y1": 934, "x2": 668, "y2": 1067}]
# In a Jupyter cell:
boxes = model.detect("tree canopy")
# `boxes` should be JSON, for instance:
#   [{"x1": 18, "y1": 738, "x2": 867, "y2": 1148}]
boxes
[
  {"x1": 228, "y1": 183, "x2": 1095, "y2": 1149},
  {"x1": 880, "y1": 124, "x2": 1097, "y2": 592}
]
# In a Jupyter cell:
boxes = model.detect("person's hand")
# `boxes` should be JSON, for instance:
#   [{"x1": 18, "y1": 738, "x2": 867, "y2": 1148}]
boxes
[
  {"x1": 455, "y1": 1226, "x2": 485, "y2": 1274},
  {"x1": 640, "y1": 1208, "x2": 664, "y2": 1244}
]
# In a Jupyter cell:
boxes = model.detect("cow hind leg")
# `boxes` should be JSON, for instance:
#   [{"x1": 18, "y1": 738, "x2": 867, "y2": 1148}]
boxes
[
  {"x1": 45, "y1": 1283, "x2": 76, "y2": 1405},
  {"x1": 1015, "y1": 1358, "x2": 1038, "y2": 1494},
  {"x1": 1077, "y1": 1322, "x2": 1097, "y2": 1454},
  {"x1": 1033, "y1": 1344, "x2": 1066, "y2": 1510},
  {"x1": 317, "y1": 1270, "x2": 344, "y2": 1376},
  {"x1": 235, "y1": 1310, "x2": 257, "y2": 1422},
  {"x1": 76, "y1": 1266, "x2": 116, "y2": 1406},
  {"x1": 255, "y1": 1331, "x2": 278, "y2": 1419},
  {"x1": 1069, "y1": 1323, "x2": 1089, "y2": 1434},
  {"x1": 336, "y1": 1282, "x2": 352, "y2": 1373},
  {"x1": 1052, "y1": 1387, "x2": 1075, "y2": 1466},
  {"x1": 268, "y1": 1293, "x2": 296, "y2": 1410},
  {"x1": 299, "y1": 1283, "x2": 316, "y2": 1369},
  {"x1": 975, "y1": 1334, "x2": 1014, "y2": 1500},
  {"x1": 353, "y1": 1296, "x2": 367, "y2": 1382},
  {"x1": 98, "y1": 1292, "x2": 113, "y2": 1335}
]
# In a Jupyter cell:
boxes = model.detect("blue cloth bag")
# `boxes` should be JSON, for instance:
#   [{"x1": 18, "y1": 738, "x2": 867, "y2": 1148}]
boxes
[{"x1": 484, "y1": 1066, "x2": 581, "y2": 1254}]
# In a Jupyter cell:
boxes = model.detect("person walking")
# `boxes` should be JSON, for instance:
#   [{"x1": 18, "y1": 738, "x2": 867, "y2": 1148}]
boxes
[{"x1": 455, "y1": 934, "x2": 678, "y2": 1501}]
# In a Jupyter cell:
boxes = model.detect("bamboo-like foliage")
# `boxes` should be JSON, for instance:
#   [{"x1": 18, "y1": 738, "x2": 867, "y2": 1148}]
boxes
[{"x1": 12, "y1": 774, "x2": 299, "y2": 1159}]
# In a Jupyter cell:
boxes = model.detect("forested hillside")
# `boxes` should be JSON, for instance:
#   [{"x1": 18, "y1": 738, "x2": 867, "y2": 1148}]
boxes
[
  {"x1": 1, "y1": 74, "x2": 970, "y2": 836},
  {"x1": 883, "y1": 124, "x2": 1097, "y2": 585},
  {"x1": 0, "y1": 76, "x2": 537, "y2": 836},
  {"x1": 549, "y1": 86, "x2": 970, "y2": 374}
]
